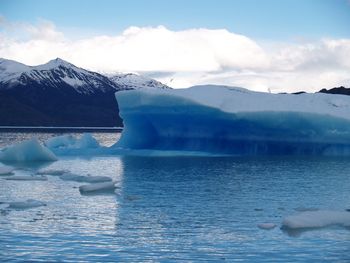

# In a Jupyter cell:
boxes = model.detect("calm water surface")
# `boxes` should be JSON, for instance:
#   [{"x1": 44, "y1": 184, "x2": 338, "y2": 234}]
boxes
[{"x1": 0, "y1": 132, "x2": 349, "y2": 262}]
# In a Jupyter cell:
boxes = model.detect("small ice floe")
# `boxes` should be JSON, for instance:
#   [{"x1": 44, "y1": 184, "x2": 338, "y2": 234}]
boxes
[
  {"x1": 0, "y1": 139, "x2": 57, "y2": 163},
  {"x1": 4, "y1": 175, "x2": 48, "y2": 181},
  {"x1": 282, "y1": 210, "x2": 350, "y2": 230},
  {"x1": 0, "y1": 165, "x2": 15, "y2": 175},
  {"x1": 257, "y1": 223, "x2": 277, "y2": 230},
  {"x1": 36, "y1": 169, "x2": 69, "y2": 176},
  {"x1": 79, "y1": 181, "x2": 117, "y2": 194},
  {"x1": 45, "y1": 133, "x2": 100, "y2": 150},
  {"x1": 7, "y1": 199, "x2": 46, "y2": 209},
  {"x1": 45, "y1": 135, "x2": 76, "y2": 149},
  {"x1": 74, "y1": 133, "x2": 100, "y2": 149}
]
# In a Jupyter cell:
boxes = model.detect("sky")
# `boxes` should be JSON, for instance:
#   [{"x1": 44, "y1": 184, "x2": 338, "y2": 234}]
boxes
[{"x1": 0, "y1": 0, "x2": 350, "y2": 92}]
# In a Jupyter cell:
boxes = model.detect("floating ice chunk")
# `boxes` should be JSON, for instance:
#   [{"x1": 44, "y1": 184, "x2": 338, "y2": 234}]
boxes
[
  {"x1": 45, "y1": 133, "x2": 102, "y2": 156},
  {"x1": 282, "y1": 210, "x2": 350, "y2": 229},
  {"x1": 8, "y1": 199, "x2": 46, "y2": 209},
  {"x1": 0, "y1": 139, "x2": 57, "y2": 162},
  {"x1": 36, "y1": 169, "x2": 69, "y2": 175},
  {"x1": 79, "y1": 181, "x2": 117, "y2": 194},
  {"x1": 45, "y1": 133, "x2": 99, "y2": 150},
  {"x1": 257, "y1": 223, "x2": 277, "y2": 230},
  {"x1": 74, "y1": 133, "x2": 100, "y2": 149},
  {"x1": 4, "y1": 175, "x2": 48, "y2": 181},
  {"x1": 45, "y1": 135, "x2": 76, "y2": 149},
  {"x1": 0, "y1": 165, "x2": 15, "y2": 175},
  {"x1": 60, "y1": 173, "x2": 112, "y2": 183}
]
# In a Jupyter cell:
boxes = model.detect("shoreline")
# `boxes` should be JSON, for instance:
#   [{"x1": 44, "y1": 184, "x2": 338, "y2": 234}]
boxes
[{"x1": 0, "y1": 126, "x2": 123, "y2": 133}]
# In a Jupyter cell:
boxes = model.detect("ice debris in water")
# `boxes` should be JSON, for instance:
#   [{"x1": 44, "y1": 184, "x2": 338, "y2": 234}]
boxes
[
  {"x1": 0, "y1": 139, "x2": 57, "y2": 163},
  {"x1": 79, "y1": 181, "x2": 117, "y2": 194},
  {"x1": 36, "y1": 169, "x2": 69, "y2": 175},
  {"x1": 45, "y1": 133, "x2": 99, "y2": 150},
  {"x1": 7, "y1": 199, "x2": 46, "y2": 209},
  {"x1": 282, "y1": 210, "x2": 350, "y2": 229},
  {"x1": 74, "y1": 133, "x2": 100, "y2": 149},
  {"x1": 0, "y1": 165, "x2": 15, "y2": 175},
  {"x1": 59, "y1": 173, "x2": 112, "y2": 183},
  {"x1": 4, "y1": 175, "x2": 48, "y2": 181},
  {"x1": 257, "y1": 223, "x2": 277, "y2": 230},
  {"x1": 44, "y1": 135, "x2": 76, "y2": 149}
]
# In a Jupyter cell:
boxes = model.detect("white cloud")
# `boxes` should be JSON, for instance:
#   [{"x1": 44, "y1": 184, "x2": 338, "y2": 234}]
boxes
[
  {"x1": 24, "y1": 19, "x2": 65, "y2": 41},
  {"x1": 0, "y1": 19, "x2": 349, "y2": 93}
]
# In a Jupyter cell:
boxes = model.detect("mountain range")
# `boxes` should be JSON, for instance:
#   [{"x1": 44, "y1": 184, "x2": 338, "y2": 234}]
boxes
[
  {"x1": 319, "y1": 86, "x2": 350, "y2": 96},
  {"x1": 0, "y1": 58, "x2": 169, "y2": 127}
]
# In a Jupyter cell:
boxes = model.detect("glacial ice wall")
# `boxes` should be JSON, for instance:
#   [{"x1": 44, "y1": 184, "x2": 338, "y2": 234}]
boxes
[{"x1": 115, "y1": 85, "x2": 350, "y2": 155}]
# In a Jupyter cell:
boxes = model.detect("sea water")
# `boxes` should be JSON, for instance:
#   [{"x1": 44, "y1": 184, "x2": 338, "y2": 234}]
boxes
[{"x1": 0, "y1": 132, "x2": 349, "y2": 262}]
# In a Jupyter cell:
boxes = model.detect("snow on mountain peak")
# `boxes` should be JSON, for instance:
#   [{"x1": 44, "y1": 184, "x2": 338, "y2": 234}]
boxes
[
  {"x1": 0, "y1": 58, "x2": 113, "y2": 93},
  {"x1": 0, "y1": 58, "x2": 32, "y2": 84},
  {"x1": 109, "y1": 72, "x2": 170, "y2": 90},
  {"x1": 36, "y1": 58, "x2": 77, "y2": 71},
  {"x1": 0, "y1": 58, "x2": 170, "y2": 93}
]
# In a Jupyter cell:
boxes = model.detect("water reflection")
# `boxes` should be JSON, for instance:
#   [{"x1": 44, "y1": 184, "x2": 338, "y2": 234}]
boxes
[
  {"x1": 0, "y1": 156, "x2": 124, "y2": 237},
  {"x1": 1, "y1": 154, "x2": 350, "y2": 261}
]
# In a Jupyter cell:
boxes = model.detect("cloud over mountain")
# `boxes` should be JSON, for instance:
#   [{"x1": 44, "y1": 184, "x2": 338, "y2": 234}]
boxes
[{"x1": 0, "y1": 18, "x2": 349, "y2": 92}]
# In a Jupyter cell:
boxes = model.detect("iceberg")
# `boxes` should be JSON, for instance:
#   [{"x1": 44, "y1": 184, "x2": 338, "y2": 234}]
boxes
[
  {"x1": 45, "y1": 133, "x2": 101, "y2": 156},
  {"x1": 44, "y1": 135, "x2": 76, "y2": 149},
  {"x1": 74, "y1": 133, "x2": 100, "y2": 149},
  {"x1": 0, "y1": 139, "x2": 58, "y2": 162},
  {"x1": 115, "y1": 85, "x2": 350, "y2": 155},
  {"x1": 282, "y1": 210, "x2": 350, "y2": 230}
]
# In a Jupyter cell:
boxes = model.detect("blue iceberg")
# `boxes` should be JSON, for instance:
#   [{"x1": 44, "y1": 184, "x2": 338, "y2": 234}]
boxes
[
  {"x1": 0, "y1": 138, "x2": 58, "y2": 163},
  {"x1": 115, "y1": 85, "x2": 350, "y2": 155}
]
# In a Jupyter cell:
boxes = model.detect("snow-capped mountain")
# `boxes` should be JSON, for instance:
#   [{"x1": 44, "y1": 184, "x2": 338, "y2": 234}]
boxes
[
  {"x1": 0, "y1": 58, "x2": 170, "y2": 127},
  {"x1": 0, "y1": 58, "x2": 170, "y2": 92},
  {"x1": 109, "y1": 73, "x2": 170, "y2": 90},
  {"x1": 0, "y1": 58, "x2": 120, "y2": 94}
]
